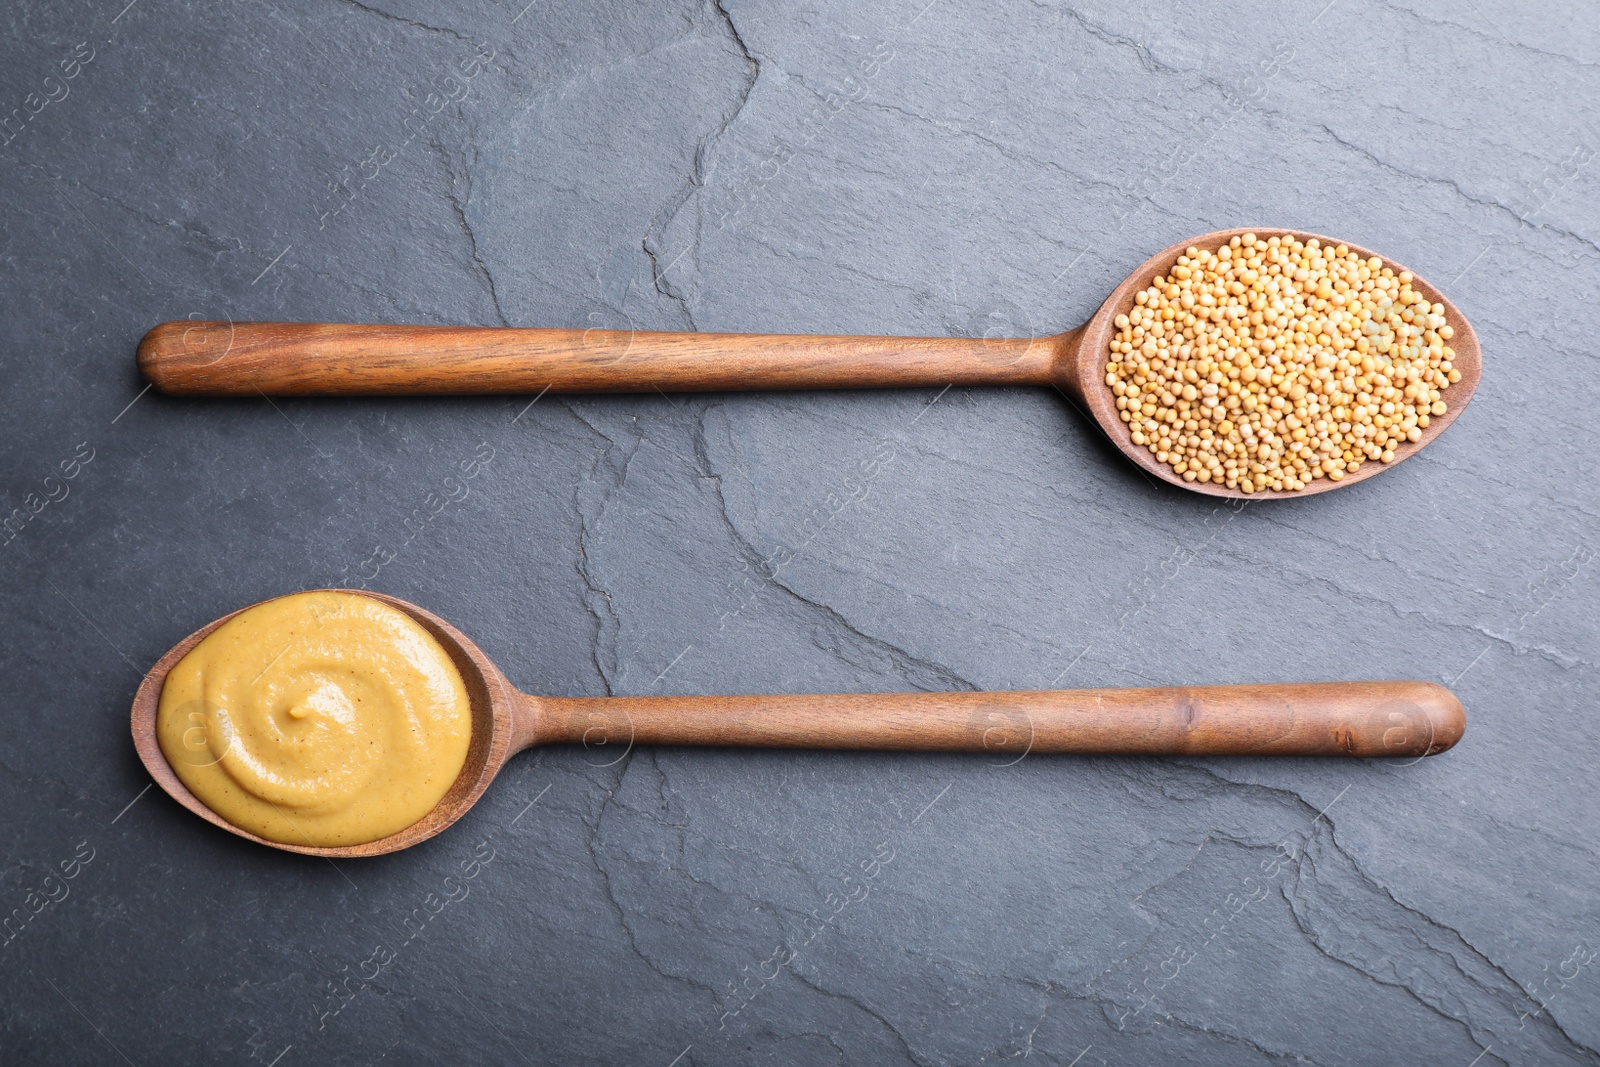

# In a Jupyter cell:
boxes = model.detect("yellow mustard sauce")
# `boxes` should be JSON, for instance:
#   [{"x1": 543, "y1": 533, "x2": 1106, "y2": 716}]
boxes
[{"x1": 156, "y1": 591, "x2": 472, "y2": 846}]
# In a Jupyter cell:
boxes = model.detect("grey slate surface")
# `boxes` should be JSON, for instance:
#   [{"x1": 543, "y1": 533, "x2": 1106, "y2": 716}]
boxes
[{"x1": 2, "y1": 0, "x2": 1598, "y2": 1063}]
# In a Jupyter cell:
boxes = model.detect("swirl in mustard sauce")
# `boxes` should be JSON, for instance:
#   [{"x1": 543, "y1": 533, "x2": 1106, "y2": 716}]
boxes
[{"x1": 156, "y1": 591, "x2": 472, "y2": 846}]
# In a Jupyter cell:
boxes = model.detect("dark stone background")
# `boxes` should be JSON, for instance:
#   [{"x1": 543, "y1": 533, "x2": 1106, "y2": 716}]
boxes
[{"x1": 2, "y1": 0, "x2": 1597, "y2": 1063}]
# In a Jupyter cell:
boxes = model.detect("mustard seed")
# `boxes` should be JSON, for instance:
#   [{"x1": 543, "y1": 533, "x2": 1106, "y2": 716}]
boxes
[{"x1": 1106, "y1": 234, "x2": 1461, "y2": 492}]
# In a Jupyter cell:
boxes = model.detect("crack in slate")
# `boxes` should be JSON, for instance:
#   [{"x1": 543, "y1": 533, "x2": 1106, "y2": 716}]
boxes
[
  {"x1": 690, "y1": 410, "x2": 979, "y2": 691},
  {"x1": 331, "y1": 0, "x2": 480, "y2": 48},
  {"x1": 642, "y1": 0, "x2": 763, "y2": 327},
  {"x1": 1118, "y1": 760, "x2": 1600, "y2": 1063},
  {"x1": 1315, "y1": 123, "x2": 1600, "y2": 259},
  {"x1": 566, "y1": 408, "x2": 646, "y2": 695},
  {"x1": 576, "y1": 751, "x2": 790, "y2": 1024},
  {"x1": 1056, "y1": 5, "x2": 1283, "y2": 109},
  {"x1": 1285, "y1": 835, "x2": 1600, "y2": 1063},
  {"x1": 796, "y1": 591, "x2": 980, "y2": 692},
  {"x1": 432, "y1": 140, "x2": 510, "y2": 326},
  {"x1": 851, "y1": 95, "x2": 1135, "y2": 203},
  {"x1": 1202, "y1": 541, "x2": 1592, "y2": 671},
  {"x1": 1385, "y1": 1, "x2": 1600, "y2": 72},
  {"x1": 710, "y1": 0, "x2": 761, "y2": 112},
  {"x1": 1058, "y1": 7, "x2": 1190, "y2": 79},
  {"x1": 582, "y1": 752, "x2": 722, "y2": 1000},
  {"x1": 784, "y1": 967, "x2": 931, "y2": 1066}
]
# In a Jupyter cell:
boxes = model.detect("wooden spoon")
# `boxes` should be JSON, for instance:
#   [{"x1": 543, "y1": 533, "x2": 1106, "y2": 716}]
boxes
[
  {"x1": 130, "y1": 590, "x2": 1467, "y2": 857},
  {"x1": 137, "y1": 228, "x2": 1481, "y2": 499}
]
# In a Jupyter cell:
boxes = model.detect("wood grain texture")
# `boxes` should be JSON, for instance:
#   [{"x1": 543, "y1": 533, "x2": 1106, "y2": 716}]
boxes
[
  {"x1": 137, "y1": 320, "x2": 1061, "y2": 395},
  {"x1": 131, "y1": 591, "x2": 1467, "y2": 858},
  {"x1": 136, "y1": 228, "x2": 1479, "y2": 500},
  {"x1": 526, "y1": 681, "x2": 1464, "y2": 758}
]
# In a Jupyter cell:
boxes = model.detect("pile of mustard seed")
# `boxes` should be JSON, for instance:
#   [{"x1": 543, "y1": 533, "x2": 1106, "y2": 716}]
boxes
[{"x1": 1106, "y1": 232, "x2": 1461, "y2": 492}]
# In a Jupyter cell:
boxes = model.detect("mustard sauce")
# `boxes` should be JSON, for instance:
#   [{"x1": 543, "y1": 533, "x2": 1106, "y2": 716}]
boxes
[{"x1": 156, "y1": 591, "x2": 471, "y2": 846}]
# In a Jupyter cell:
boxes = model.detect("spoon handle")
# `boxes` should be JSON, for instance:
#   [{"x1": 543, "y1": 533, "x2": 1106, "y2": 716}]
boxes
[
  {"x1": 137, "y1": 321, "x2": 1073, "y2": 396},
  {"x1": 527, "y1": 681, "x2": 1464, "y2": 758}
]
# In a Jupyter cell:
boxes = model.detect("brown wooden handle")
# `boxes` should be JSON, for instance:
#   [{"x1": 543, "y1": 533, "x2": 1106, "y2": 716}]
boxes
[
  {"x1": 137, "y1": 321, "x2": 1072, "y2": 396},
  {"x1": 522, "y1": 681, "x2": 1464, "y2": 758}
]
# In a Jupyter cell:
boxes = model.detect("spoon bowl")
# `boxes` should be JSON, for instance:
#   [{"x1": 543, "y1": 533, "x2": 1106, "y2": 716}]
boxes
[
  {"x1": 131, "y1": 591, "x2": 516, "y2": 857},
  {"x1": 137, "y1": 229, "x2": 1480, "y2": 500},
  {"x1": 132, "y1": 590, "x2": 1468, "y2": 857},
  {"x1": 1062, "y1": 227, "x2": 1482, "y2": 499}
]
